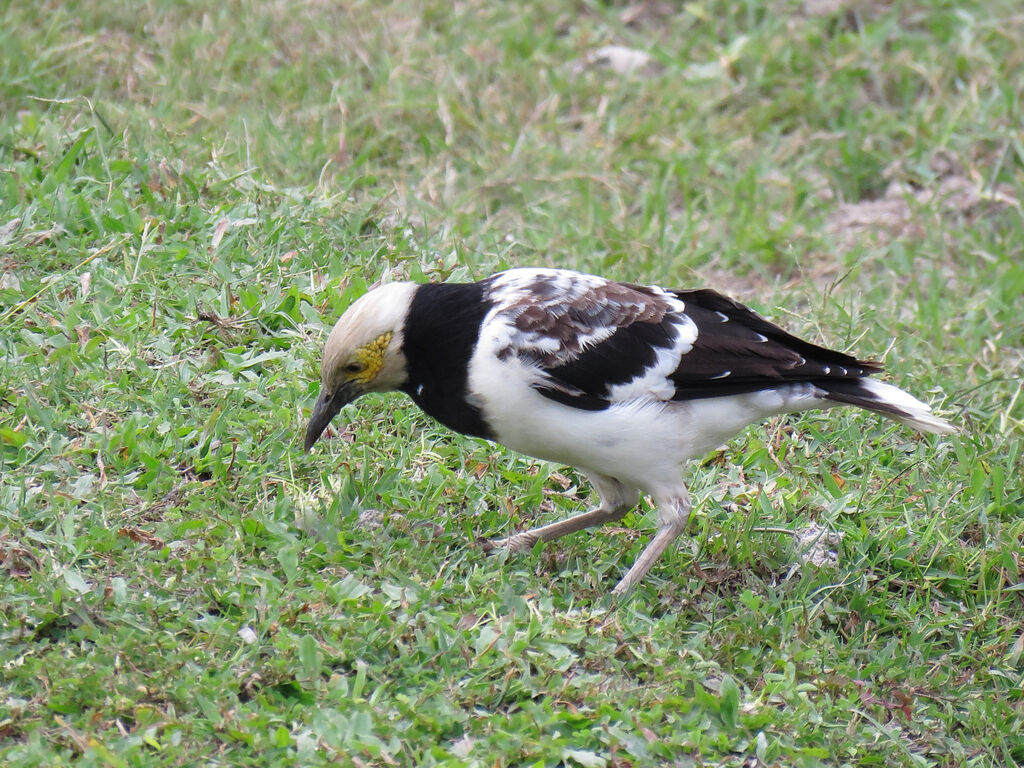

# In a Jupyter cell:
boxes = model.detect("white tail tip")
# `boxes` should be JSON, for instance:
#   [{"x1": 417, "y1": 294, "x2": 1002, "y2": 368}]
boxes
[{"x1": 861, "y1": 379, "x2": 957, "y2": 435}]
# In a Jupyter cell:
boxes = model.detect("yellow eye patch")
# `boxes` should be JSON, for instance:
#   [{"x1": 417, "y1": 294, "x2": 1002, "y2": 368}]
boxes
[{"x1": 349, "y1": 332, "x2": 393, "y2": 383}]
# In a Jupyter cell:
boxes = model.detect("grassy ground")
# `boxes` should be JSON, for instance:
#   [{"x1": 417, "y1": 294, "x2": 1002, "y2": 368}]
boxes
[{"x1": 2, "y1": 0, "x2": 1022, "y2": 765}]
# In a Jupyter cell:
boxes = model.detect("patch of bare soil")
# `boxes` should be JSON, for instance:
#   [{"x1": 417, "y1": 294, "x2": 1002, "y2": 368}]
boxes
[
  {"x1": 801, "y1": 0, "x2": 895, "y2": 18},
  {"x1": 825, "y1": 158, "x2": 1018, "y2": 251}
]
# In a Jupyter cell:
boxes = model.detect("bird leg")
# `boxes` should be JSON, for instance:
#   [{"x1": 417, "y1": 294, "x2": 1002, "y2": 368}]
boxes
[
  {"x1": 489, "y1": 503, "x2": 628, "y2": 552},
  {"x1": 487, "y1": 474, "x2": 637, "y2": 552},
  {"x1": 611, "y1": 491, "x2": 692, "y2": 596}
]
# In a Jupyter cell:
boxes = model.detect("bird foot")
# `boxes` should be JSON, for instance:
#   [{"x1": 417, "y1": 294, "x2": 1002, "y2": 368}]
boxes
[{"x1": 483, "y1": 532, "x2": 539, "y2": 553}]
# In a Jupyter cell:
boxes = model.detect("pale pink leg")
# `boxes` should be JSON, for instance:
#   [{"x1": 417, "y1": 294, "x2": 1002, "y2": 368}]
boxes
[
  {"x1": 611, "y1": 491, "x2": 691, "y2": 595},
  {"x1": 489, "y1": 474, "x2": 637, "y2": 551}
]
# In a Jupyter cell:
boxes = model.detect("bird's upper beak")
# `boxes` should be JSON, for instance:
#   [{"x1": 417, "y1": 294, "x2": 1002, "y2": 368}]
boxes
[{"x1": 304, "y1": 382, "x2": 359, "y2": 452}]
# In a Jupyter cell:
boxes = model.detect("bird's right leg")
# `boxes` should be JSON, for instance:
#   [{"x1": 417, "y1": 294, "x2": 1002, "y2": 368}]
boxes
[
  {"x1": 611, "y1": 489, "x2": 691, "y2": 595},
  {"x1": 487, "y1": 473, "x2": 638, "y2": 552}
]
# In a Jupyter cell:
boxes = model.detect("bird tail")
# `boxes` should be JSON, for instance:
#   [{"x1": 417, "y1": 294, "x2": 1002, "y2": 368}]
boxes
[{"x1": 821, "y1": 378, "x2": 956, "y2": 435}]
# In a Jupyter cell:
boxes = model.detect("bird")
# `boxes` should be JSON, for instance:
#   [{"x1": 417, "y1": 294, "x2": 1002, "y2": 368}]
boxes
[{"x1": 304, "y1": 267, "x2": 954, "y2": 595}]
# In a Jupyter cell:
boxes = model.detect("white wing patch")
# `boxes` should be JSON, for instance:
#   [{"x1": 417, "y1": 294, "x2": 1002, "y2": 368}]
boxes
[{"x1": 608, "y1": 314, "x2": 698, "y2": 401}]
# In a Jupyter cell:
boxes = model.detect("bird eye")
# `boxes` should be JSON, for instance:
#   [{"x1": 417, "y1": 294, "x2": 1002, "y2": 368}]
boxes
[{"x1": 344, "y1": 361, "x2": 364, "y2": 374}]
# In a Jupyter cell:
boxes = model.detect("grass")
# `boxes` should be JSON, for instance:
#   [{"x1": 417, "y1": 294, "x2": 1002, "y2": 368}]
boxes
[{"x1": 1, "y1": 0, "x2": 1022, "y2": 765}]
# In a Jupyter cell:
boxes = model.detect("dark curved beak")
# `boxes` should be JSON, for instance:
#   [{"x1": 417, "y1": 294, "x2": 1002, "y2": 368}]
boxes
[{"x1": 304, "y1": 383, "x2": 358, "y2": 452}]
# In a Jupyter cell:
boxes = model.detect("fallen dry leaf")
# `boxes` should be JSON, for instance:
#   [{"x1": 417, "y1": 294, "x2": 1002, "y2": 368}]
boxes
[
  {"x1": 576, "y1": 45, "x2": 659, "y2": 77},
  {"x1": 118, "y1": 527, "x2": 165, "y2": 549},
  {"x1": 211, "y1": 218, "x2": 229, "y2": 249}
]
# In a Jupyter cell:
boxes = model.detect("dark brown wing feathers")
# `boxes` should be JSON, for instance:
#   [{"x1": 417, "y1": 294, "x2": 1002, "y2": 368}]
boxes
[{"x1": 668, "y1": 288, "x2": 882, "y2": 400}]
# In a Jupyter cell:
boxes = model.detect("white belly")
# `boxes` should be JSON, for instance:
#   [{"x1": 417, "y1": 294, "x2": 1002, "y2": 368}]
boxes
[{"x1": 467, "y1": 349, "x2": 828, "y2": 497}]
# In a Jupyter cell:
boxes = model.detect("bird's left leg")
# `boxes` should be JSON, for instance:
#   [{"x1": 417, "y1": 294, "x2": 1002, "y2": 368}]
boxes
[
  {"x1": 611, "y1": 489, "x2": 692, "y2": 596},
  {"x1": 488, "y1": 473, "x2": 638, "y2": 552}
]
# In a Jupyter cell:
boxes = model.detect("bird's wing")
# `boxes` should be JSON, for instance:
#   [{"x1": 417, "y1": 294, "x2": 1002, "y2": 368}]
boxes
[
  {"x1": 664, "y1": 288, "x2": 882, "y2": 400},
  {"x1": 483, "y1": 270, "x2": 881, "y2": 410}
]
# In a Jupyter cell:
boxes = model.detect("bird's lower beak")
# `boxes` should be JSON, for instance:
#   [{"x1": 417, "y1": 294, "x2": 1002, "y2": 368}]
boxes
[{"x1": 304, "y1": 383, "x2": 358, "y2": 452}]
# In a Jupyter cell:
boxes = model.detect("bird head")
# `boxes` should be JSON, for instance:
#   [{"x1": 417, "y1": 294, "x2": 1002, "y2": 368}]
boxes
[{"x1": 304, "y1": 282, "x2": 417, "y2": 452}]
